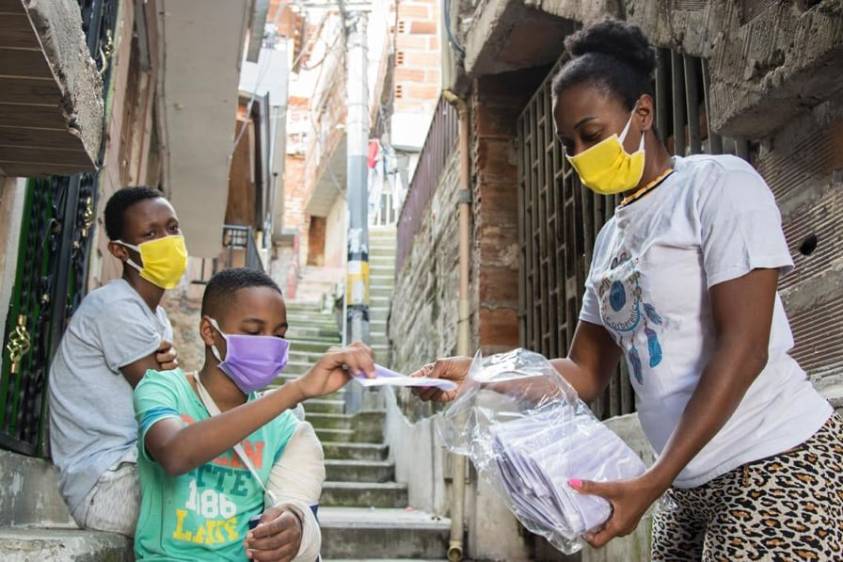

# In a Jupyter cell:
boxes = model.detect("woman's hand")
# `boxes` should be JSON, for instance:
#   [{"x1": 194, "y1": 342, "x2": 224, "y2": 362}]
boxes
[
  {"x1": 411, "y1": 356, "x2": 472, "y2": 402},
  {"x1": 294, "y1": 342, "x2": 375, "y2": 400},
  {"x1": 569, "y1": 472, "x2": 668, "y2": 549}
]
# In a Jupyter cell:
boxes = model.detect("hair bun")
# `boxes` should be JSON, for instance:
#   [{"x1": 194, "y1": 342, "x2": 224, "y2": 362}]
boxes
[{"x1": 565, "y1": 19, "x2": 656, "y2": 77}]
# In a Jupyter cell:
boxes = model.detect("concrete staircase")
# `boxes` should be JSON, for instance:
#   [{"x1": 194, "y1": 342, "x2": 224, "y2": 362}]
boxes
[
  {"x1": 367, "y1": 227, "x2": 396, "y2": 362},
  {"x1": 0, "y1": 449, "x2": 132, "y2": 561},
  {"x1": 281, "y1": 227, "x2": 449, "y2": 561}
]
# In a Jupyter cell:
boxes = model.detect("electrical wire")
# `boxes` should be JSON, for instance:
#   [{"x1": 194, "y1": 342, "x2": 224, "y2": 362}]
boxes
[
  {"x1": 443, "y1": 0, "x2": 465, "y2": 58},
  {"x1": 232, "y1": 1, "x2": 338, "y2": 155}
]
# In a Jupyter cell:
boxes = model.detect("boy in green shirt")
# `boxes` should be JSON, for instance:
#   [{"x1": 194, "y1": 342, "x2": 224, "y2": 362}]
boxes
[{"x1": 134, "y1": 268, "x2": 375, "y2": 561}]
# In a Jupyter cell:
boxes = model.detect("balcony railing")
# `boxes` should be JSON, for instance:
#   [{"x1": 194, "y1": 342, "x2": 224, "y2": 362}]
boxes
[
  {"x1": 192, "y1": 225, "x2": 265, "y2": 285},
  {"x1": 222, "y1": 225, "x2": 265, "y2": 272},
  {"x1": 395, "y1": 96, "x2": 459, "y2": 273}
]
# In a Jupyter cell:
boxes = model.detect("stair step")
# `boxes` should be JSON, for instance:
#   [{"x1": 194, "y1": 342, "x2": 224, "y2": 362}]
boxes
[
  {"x1": 316, "y1": 428, "x2": 355, "y2": 443},
  {"x1": 369, "y1": 307, "x2": 391, "y2": 318},
  {"x1": 0, "y1": 527, "x2": 132, "y2": 561},
  {"x1": 286, "y1": 339, "x2": 337, "y2": 353},
  {"x1": 285, "y1": 349, "x2": 390, "y2": 365},
  {"x1": 287, "y1": 319, "x2": 339, "y2": 330},
  {"x1": 303, "y1": 398, "x2": 345, "y2": 414},
  {"x1": 321, "y1": 482, "x2": 408, "y2": 508},
  {"x1": 319, "y1": 507, "x2": 449, "y2": 559},
  {"x1": 322, "y1": 442, "x2": 388, "y2": 461},
  {"x1": 325, "y1": 459, "x2": 395, "y2": 482},
  {"x1": 265, "y1": 383, "x2": 345, "y2": 402},
  {"x1": 286, "y1": 303, "x2": 327, "y2": 312},
  {"x1": 278, "y1": 369, "x2": 307, "y2": 379},
  {"x1": 283, "y1": 350, "x2": 335, "y2": 363},
  {"x1": 285, "y1": 327, "x2": 341, "y2": 340},
  {"x1": 309, "y1": 414, "x2": 383, "y2": 443},
  {"x1": 306, "y1": 413, "x2": 352, "y2": 430},
  {"x1": 286, "y1": 311, "x2": 336, "y2": 319},
  {"x1": 286, "y1": 310, "x2": 336, "y2": 319}
]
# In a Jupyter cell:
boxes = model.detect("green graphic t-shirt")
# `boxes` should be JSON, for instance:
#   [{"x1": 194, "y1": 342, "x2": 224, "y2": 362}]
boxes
[{"x1": 133, "y1": 369, "x2": 299, "y2": 561}]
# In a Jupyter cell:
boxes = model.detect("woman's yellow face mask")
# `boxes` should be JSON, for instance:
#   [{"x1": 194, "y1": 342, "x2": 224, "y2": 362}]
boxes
[
  {"x1": 554, "y1": 87, "x2": 648, "y2": 196},
  {"x1": 565, "y1": 105, "x2": 645, "y2": 195}
]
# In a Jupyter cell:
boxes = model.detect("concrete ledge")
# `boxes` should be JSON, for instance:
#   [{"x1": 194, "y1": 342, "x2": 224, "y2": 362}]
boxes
[
  {"x1": 25, "y1": 0, "x2": 104, "y2": 164},
  {"x1": 461, "y1": 0, "x2": 843, "y2": 139},
  {"x1": 0, "y1": 528, "x2": 131, "y2": 562},
  {"x1": 320, "y1": 507, "x2": 449, "y2": 559},
  {"x1": 321, "y1": 481, "x2": 408, "y2": 508},
  {"x1": 0, "y1": 450, "x2": 74, "y2": 528}
]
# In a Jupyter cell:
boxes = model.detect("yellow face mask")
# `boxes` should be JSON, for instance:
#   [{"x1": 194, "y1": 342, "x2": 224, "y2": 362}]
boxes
[
  {"x1": 565, "y1": 108, "x2": 645, "y2": 195},
  {"x1": 116, "y1": 235, "x2": 188, "y2": 289}
]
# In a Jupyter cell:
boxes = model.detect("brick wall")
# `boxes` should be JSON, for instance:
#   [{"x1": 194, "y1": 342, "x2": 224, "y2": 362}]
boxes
[
  {"x1": 388, "y1": 72, "x2": 541, "y2": 411},
  {"x1": 393, "y1": 0, "x2": 441, "y2": 114},
  {"x1": 274, "y1": 95, "x2": 310, "y2": 297},
  {"x1": 470, "y1": 71, "x2": 546, "y2": 354}
]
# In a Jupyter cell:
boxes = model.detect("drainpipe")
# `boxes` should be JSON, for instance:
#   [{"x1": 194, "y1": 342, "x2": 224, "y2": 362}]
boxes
[{"x1": 443, "y1": 88, "x2": 470, "y2": 562}]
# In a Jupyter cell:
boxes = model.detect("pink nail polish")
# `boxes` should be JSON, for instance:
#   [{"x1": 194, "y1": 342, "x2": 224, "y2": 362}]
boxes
[{"x1": 568, "y1": 478, "x2": 582, "y2": 489}]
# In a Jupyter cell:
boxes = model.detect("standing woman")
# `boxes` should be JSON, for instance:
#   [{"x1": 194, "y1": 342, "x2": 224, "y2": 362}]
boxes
[{"x1": 413, "y1": 19, "x2": 843, "y2": 561}]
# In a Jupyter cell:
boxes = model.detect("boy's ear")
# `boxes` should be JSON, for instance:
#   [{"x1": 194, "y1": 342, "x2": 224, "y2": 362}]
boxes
[
  {"x1": 199, "y1": 316, "x2": 216, "y2": 347},
  {"x1": 107, "y1": 241, "x2": 130, "y2": 263}
]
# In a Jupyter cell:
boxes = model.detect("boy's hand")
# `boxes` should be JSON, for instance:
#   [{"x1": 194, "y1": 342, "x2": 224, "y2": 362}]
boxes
[
  {"x1": 244, "y1": 507, "x2": 301, "y2": 561},
  {"x1": 155, "y1": 340, "x2": 179, "y2": 371},
  {"x1": 412, "y1": 356, "x2": 472, "y2": 403},
  {"x1": 294, "y1": 342, "x2": 375, "y2": 400}
]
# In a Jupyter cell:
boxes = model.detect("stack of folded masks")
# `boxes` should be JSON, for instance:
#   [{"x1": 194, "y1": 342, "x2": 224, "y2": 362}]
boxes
[{"x1": 488, "y1": 405, "x2": 646, "y2": 540}]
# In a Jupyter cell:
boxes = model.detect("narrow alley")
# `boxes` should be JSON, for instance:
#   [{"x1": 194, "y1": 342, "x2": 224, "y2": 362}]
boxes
[{"x1": 1, "y1": 0, "x2": 842, "y2": 561}]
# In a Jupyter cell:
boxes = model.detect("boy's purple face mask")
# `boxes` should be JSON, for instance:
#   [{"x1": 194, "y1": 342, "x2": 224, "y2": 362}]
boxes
[{"x1": 208, "y1": 318, "x2": 290, "y2": 393}]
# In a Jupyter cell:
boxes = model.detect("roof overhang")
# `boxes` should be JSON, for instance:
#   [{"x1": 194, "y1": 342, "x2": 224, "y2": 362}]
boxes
[{"x1": 0, "y1": 0, "x2": 104, "y2": 177}]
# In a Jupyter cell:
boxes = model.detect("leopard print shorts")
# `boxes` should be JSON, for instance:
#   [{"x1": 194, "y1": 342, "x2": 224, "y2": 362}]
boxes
[{"x1": 652, "y1": 413, "x2": 843, "y2": 562}]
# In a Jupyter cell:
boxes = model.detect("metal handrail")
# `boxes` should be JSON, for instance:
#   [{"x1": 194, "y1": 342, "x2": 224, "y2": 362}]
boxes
[
  {"x1": 395, "y1": 96, "x2": 459, "y2": 273},
  {"x1": 222, "y1": 225, "x2": 265, "y2": 272}
]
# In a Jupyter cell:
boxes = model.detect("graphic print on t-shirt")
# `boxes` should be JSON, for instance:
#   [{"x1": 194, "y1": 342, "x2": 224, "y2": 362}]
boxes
[
  {"x1": 596, "y1": 250, "x2": 665, "y2": 385},
  {"x1": 169, "y1": 415, "x2": 265, "y2": 548}
]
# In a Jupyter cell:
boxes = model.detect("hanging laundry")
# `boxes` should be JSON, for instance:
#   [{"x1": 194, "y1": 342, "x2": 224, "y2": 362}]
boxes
[
  {"x1": 368, "y1": 139, "x2": 385, "y2": 217},
  {"x1": 367, "y1": 139, "x2": 379, "y2": 169}
]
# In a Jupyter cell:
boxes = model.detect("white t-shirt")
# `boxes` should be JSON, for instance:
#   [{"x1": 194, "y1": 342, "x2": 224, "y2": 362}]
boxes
[
  {"x1": 580, "y1": 154, "x2": 832, "y2": 488},
  {"x1": 48, "y1": 278, "x2": 173, "y2": 515}
]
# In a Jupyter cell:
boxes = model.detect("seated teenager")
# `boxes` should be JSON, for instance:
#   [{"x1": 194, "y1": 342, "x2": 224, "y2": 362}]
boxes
[
  {"x1": 133, "y1": 268, "x2": 374, "y2": 561},
  {"x1": 48, "y1": 186, "x2": 183, "y2": 535}
]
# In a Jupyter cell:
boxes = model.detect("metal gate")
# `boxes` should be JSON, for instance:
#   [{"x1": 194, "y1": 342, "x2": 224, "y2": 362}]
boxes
[
  {"x1": 517, "y1": 48, "x2": 747, "y2": 420},
  {"x1": 0, "y1": 0, "x2": 118, "y2": 456}
]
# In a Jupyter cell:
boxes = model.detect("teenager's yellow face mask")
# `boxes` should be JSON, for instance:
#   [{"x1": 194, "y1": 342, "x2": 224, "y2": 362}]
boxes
[
  {"x1": 116, "y1": 235, "x2": 188, "y2": 289},
  {"x1": 565, "y1": 106, "x2": 645, "y2": 195}
]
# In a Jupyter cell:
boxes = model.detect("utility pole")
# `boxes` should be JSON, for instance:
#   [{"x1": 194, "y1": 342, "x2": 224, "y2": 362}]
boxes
[{"x1": 342, "y1": 4, "x2": 370, "y2": 412}]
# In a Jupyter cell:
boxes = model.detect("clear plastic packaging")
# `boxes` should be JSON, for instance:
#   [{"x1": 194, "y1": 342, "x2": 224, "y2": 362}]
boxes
[{"x1": 436, "y1": 349, "x2": 646, "y2": 554}]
